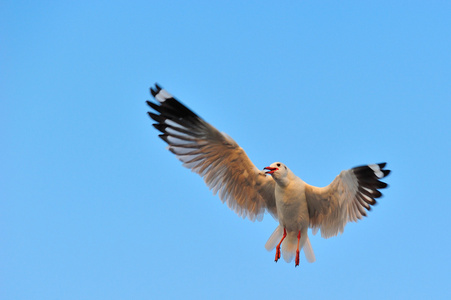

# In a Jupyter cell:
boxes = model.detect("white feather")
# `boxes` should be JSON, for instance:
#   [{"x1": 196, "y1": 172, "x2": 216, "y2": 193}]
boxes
[
  {"x1": 155, "y1": 89, "x2": 173, "y2": 102},
  {"x1": 369, "y1": 164, "x2": 384, "y2": 178}
]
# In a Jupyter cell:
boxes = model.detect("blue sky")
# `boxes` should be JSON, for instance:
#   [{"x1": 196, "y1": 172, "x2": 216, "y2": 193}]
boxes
[{"x1": 2, "y1": 1, "x2": 451, "y2": 299}]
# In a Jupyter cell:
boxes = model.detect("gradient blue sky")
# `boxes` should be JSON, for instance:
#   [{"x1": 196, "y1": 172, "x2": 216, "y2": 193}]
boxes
[{"x1": 2, "y1": 1, "x2": 451, "y2": 299}]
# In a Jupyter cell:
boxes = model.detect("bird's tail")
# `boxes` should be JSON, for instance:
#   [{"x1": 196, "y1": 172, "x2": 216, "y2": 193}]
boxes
[{"x1": 264, "y1": 225, "x2": 316, "y2": 263}]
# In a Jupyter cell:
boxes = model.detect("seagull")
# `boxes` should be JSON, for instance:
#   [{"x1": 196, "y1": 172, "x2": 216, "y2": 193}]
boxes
[{"x1": 146, "y1": 84, "x2": 390, "y2": 266}]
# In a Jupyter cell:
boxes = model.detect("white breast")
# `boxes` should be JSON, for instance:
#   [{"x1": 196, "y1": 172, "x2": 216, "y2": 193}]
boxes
[{"x1": 275, "y1": 177, "x2": 309, "y2": 232}]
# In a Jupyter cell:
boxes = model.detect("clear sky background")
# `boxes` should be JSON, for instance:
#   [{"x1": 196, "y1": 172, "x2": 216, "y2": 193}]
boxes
[{"x1": 2, "y1": 1, "x2": 451, "y2": 299}]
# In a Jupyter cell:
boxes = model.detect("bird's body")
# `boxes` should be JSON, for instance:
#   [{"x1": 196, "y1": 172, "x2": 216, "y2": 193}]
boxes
[
  {"x1": 146, "y1": 84, "x2": 391, "y2": 266},
  {"x1": 272, "y1": 164, "x2": 309, "y2": 232},
  {"x1": 264, "y1": 163, "x2": 312, "y2": 264}
]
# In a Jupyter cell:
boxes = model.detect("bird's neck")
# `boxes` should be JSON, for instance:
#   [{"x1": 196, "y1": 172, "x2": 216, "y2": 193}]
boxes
[{"x1": 273, "y1": 173, "x2": 294, "y2": 188}]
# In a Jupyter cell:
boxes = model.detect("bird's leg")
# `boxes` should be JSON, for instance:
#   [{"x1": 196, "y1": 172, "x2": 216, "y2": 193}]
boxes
[
  {"x1": 295, "y1": 230, "x2": 301, "y2": 267},
  {"x1": 275, "y1": 228, "x2": 287, "y2": 262}
]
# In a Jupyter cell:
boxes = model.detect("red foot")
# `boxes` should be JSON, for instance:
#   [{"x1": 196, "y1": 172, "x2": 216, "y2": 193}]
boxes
[
  {"x1": 274, "y1": 228, "x2": 287, "y2": 263},
  {"x1": 295, "y1": 230, "x2": 301, "y2": 267},
  {"x1": 275, "y1": 247, "x2": 281, "y2": 262},
  {"x1": 295, "y1": 250, "x2": 300, "y2": 267}
]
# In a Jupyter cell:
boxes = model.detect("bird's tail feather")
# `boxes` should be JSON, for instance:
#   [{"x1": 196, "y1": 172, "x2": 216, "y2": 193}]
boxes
[
  {"x1": 264, "y1": 225, "x2": 283, "y2": 251},
  {"x1": 281, "y1": 232, "x2": 298, "y2": 263},
  {"x1": 303, "y1": 235, "x2": 316, "y2": 263}
]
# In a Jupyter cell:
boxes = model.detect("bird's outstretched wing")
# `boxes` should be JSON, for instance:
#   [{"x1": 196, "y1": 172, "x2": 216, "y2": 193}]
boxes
[
  {"x1": 147, "y1": 84, "x2": 277, "y2": 221},
  {"x1": 305, "y1": 163, "x2": 390, "y2": 238}
]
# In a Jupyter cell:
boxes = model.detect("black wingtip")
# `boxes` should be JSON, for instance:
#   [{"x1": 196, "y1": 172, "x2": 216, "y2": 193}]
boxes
[
  {"x1": 159, "y1": 133, "x2": 170, "y2": 144},
  {"x1": 377, "y1": 162, "x2": 391, "y2": 177},
  {"x1": 148, "y1": 112, "x2": 163, "y2": 123},
  {"x1": 378, "y1": 181, "x2": 388, "y2": 189},
  {"x1": 150, "y1": 83, "x2": 162, "y2": 97},
  {"x1": 147, "y1": 101, "x2": 162, "y2": 113},
  {"x1": 152, "y1": 123, "x2": 167, "y2": 133},
  {"x1": 378, "y1": 162, "x2": 387, "y2": 169}
]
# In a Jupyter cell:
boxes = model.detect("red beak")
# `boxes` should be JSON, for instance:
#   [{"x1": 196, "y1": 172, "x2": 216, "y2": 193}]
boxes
[{"x1": 264, "y1": 167, "x2": 279, "y2": 175}]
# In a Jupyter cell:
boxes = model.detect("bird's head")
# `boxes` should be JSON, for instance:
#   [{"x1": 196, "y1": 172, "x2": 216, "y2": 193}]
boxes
[{"x1": 264, "y1": 162, "x2": 288, "y2": 178}]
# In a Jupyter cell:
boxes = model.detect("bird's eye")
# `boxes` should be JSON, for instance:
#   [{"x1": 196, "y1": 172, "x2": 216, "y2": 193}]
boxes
[{"x1": 277, "y1": 163, "x2": 281, "y2": 167}]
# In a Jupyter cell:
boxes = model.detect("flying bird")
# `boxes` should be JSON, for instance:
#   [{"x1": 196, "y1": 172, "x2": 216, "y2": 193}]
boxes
[{"x1": 146, "y1": 84, "x2": 390, "y2": 266}]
